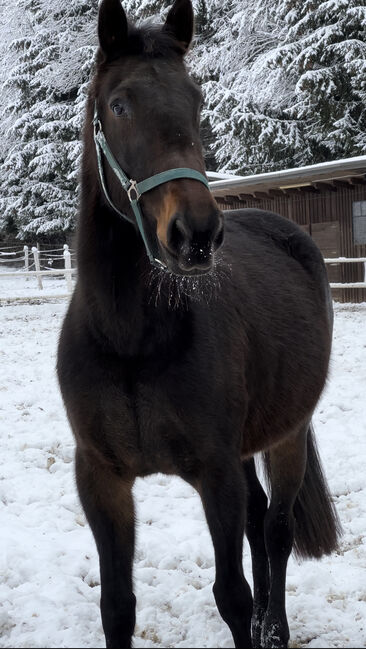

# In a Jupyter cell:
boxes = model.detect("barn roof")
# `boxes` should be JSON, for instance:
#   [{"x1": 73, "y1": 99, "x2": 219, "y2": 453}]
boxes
[{"x1": 208, "y1": 155, "x2": 366, "y2": 201}]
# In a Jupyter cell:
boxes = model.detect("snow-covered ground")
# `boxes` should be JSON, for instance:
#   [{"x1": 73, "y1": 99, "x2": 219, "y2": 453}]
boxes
[{"x1": 0, "y1": 290, "x2": 365, "y2": 648}]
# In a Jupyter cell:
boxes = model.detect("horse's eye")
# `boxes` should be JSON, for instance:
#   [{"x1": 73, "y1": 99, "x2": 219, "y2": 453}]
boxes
[{"x1": 111, "y1": 103, "x2": 125, "y2": 116}]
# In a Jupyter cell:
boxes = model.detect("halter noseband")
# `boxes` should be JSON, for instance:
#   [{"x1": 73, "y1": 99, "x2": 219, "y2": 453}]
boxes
[{"x1": 93, "y1": 102, "x2": 210, "y2": 270}]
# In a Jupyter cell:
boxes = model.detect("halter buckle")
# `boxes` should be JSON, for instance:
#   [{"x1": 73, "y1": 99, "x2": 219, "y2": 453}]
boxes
[
  {"x1": 127, "y1": 180, "x2": 140, "y2": 202},
  {"x1": 93, "y1": 116, "x2": 102, "y2": 137}
]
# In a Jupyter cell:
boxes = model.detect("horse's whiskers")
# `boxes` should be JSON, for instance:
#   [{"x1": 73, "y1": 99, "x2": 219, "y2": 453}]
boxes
[{"x1": 147, "y1": 256, "x2": 231, "y2": 310}]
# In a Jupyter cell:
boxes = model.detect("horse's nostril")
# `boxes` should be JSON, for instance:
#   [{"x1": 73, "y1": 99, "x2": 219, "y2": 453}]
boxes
[
  {"x1": 175, "y1": 217, "x2": 190, "y2": 239},
  {"x1": 167, "y1": 216, "x2": 188, "y2": 254}
]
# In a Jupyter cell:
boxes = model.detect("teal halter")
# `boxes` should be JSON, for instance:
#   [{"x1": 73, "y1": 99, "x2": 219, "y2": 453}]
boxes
[{"x1": 93, "y1": 103, "x2": 210, "y2": 270}]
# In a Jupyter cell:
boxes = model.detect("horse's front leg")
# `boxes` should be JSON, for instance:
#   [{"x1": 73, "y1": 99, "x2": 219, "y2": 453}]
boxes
[
  {"x1": 199, "y1": 460, "x2": 253, "y2": 648},
  {"x1": 76, "y1": 448, "x2": 136, "y2": 649},
  {"x1": 243, "y1": 457, "x2": 270, "y2": 647}
]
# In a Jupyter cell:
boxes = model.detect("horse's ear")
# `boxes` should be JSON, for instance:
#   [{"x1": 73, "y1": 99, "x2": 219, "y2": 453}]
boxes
[
  {"x1": 164, "y1": 0, "x2": 194, "y2": 53},
  {"x1": 98, "y1": 0, "x2": 128, "y2": 61}
]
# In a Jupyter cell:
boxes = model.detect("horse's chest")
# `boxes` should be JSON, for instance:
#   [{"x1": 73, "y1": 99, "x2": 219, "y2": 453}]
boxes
[
  {"x1": 101, "y1": 355, "x2": 246, "y2": 478},
  {"x1": 132, "y1": 380, "x2": 204, "y2": 478}
]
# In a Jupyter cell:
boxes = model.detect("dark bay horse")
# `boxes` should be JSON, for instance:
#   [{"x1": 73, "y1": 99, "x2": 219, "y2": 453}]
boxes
[{"x1": 57, "y1": 1, "x2": 341, "y2": 647}]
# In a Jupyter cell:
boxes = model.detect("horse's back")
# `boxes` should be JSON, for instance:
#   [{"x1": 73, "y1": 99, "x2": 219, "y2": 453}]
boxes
[
  {"x1": 225, "y1": 208, "x2": 327, "y2": 279},
  {"x1": 223, "y1": 208, "x2": 332, "y2": 323}
]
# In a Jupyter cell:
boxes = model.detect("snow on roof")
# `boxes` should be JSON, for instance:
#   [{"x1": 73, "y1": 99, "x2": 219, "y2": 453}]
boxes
[
  {"x1": 209, "y1": 155, "x2": 366, "y2": 195},
  {"x1": 206, "y1": 171, "x2": 246, "y2": 182}
]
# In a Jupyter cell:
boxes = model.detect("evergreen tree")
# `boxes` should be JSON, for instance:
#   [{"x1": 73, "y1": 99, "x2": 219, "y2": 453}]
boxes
[
  {"x1": 197, "y1": 0, "x2": 366, "y2": 174},
  {"x1": 189, "y1": 0, "x2": 224, "y2": 170},
  {"x1": 195, "y1": 0, "x2": 209, "y2": 37},
  {"x1": 0, "y1": 0, "x2": 98, "y2": 240},
  {"x1": 272, "y1": 0, "x2": 366, "y2": 161},
  {"x1": 123, "y1": 0, "x2": 169, "y2": 20},
  {"x1": 192, "y1": 0, "x2": 295, "y2": 174},
  {"x1": 1, "y1": 0, "x2": 365, "y2": 239}
]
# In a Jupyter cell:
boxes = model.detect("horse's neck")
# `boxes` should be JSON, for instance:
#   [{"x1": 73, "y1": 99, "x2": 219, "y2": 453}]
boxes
[{"x1": 77, "y1": 195, "x2": 185, "y2": 356}]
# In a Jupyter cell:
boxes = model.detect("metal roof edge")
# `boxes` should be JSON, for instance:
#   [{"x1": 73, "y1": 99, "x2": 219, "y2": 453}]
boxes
[
  {"x1": 208, "y1": 155, "x2": 366, "y2": 192},
  {"x1": 206, "y1": 171, "x2": 246, "y2": 182}
]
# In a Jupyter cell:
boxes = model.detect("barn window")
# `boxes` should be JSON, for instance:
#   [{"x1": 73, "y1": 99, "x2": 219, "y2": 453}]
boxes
[{"x1": 352, "y1": 201, "x2": 366, "y2": 244}]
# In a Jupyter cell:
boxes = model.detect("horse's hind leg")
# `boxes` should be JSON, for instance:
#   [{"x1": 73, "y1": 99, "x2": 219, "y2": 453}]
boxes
[
  {"x1": 199, "y1": 461, "x2": 253, "y2": 648},
  {"x1": 262, "y1": 425, "x2": 308, "y2": 649},
  {"x1": 76, "y1": 448, "x2": 136, "y2": 649},
  {"x1": 243, "y1": 458, "x2": 270, "y2": 647}
]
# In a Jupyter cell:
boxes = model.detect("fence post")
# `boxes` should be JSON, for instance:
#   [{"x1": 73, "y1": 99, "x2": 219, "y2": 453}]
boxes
[
  {"x1": 32, "y1": 246, "x2": 43, "y2": 290},
  {"x1": 63, "y1": 244, "x2": 72, "y2": 293},
  {"x1": 24, "y1": 245, "x2": 29, "y2": 280}
]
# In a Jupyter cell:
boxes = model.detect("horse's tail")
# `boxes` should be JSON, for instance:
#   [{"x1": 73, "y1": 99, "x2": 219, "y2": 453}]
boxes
[
  {"x1": 293, "y1": 424, "x2": 341, "y2": 559},
  {"x1": 264, "y1": 424, "x2": 342, "y2": 560}
]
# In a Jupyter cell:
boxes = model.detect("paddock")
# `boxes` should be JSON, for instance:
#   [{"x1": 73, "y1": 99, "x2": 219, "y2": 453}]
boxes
[{"x1": 0, "y1": 293, "x2": 365, "y2": 648}]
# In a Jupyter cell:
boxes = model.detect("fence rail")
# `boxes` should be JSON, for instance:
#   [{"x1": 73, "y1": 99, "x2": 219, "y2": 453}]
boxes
[
  {"x1": 0, "y1": 269, "x2": 77, "y2": 278},
  {"x1": 324, "y1": 257, "x2": 366, "y2": 263},
  {"x1": 0, "y1": 244, "x2": 76, "y2": 292},
  {"x1": 1, "y1": 247, "x2": 366, "y2": 300},
  {"x1": 0, "y1": 244, "x2": 77, "y2": 299},
  {"x1": 324, "y1": 257, "x2": 366, "y2": 290}
]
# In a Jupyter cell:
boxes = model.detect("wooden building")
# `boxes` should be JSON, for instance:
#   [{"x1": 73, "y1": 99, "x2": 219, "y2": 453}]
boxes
[{"x1": 208, "y1": 156, "x2": 366, "y2": 302}]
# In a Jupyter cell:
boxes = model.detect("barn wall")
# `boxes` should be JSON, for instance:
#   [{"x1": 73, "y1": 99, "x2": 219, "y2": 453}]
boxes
[{"x1": 216, "y1": 185, "x2": 366, "y2": 303}]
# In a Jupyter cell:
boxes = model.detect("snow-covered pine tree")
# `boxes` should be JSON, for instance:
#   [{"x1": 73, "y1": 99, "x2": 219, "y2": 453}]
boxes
[
  {"x1": 195, "y1": 0, "x2": 209, "y2": 36},
  {"x1": 2, "y1": 0, "x2": 364, "y2": 240},
  {"x1": 192, "y1": 0, "x2": 308, "y2": 175},
  {"x1": 271, "y1": 0, "x2": 366, "y2": 162},
  {"x1": 189, "y1": 0, "x2": 221, "y2": 170},
  {"x1": 0, "y1": 0, "x2": 98, "y2": 240},
  {"x1": 123, "y1": 0, "x2": 170, "y2": 20},
  {"x1": 199, "y1": 0, "x2": 366, "y2": 174}
]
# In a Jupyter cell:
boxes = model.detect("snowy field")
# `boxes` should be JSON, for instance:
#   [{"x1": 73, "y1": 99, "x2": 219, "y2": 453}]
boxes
[{"x1": 0, "y1": 288, "x2": 366, "y2": 648}]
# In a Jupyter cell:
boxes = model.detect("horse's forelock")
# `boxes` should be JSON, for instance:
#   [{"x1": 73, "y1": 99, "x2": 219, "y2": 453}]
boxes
[{"x1": 97, "y1": 23, "x2": 185, "y2": 65}]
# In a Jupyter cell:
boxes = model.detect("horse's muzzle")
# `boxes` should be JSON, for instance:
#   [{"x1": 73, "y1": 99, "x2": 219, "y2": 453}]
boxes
[{"x1": 165, "y1": 210, "x2": 224, "y2": 275}]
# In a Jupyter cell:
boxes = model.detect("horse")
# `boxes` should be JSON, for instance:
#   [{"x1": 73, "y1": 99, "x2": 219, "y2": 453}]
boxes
[{"x1": 57, "y1": 1, "x2": 341, "y2": 647}]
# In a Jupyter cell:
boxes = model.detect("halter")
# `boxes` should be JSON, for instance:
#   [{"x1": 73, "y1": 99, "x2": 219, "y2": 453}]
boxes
[{"x1": 93, "y1": 102, "x2": 210, "y2": 270}]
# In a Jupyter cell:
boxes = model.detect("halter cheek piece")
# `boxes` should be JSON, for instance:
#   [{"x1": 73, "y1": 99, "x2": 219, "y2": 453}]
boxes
[{"x1": 93, "y1": 102, "x2": 210, "y2": 270}]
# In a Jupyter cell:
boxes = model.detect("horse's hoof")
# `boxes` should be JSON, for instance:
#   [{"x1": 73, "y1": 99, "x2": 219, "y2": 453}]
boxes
[
  {"x1": 261, "y1": 617, "x2": 289, "y2": 649},
  {"x1": 251, "y1": 605, "x2": 266, "y2": 648}
]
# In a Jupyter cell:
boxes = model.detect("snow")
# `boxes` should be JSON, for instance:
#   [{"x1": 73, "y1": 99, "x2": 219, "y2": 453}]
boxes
[
  {"x1": 0, "y1": 293, "x2": 365, "y2": 648},
  {"x1": 207, "y1": 171, "x2": 246, "y2": 182},
  {"x1": 209, "y1": 154, "x2": 366, "y2": 192}
]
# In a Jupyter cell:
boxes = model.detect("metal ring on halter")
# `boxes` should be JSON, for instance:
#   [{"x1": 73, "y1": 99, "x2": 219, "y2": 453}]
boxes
[{"x1": 127, "y1": 180, "x2": 141, "y2": 203}]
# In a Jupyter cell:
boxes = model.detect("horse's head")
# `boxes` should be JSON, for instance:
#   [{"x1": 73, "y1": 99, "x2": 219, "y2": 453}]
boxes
[{"x1": 93, "y1": 0, "x2": 224, "y2": 276}]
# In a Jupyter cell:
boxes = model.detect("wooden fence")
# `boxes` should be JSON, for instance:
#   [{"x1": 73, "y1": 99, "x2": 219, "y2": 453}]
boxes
[
  {"x1": 325, "y1": 257, "x2": 366, "y2": 289},
  {"x1": 0, "y1": 244, "x2": 76, "y2": 291},
  {"x1": 1, "y1": 243, "x2": 366, "y2": 301}
]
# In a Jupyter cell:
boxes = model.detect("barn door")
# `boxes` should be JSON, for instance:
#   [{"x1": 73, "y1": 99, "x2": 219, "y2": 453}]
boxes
[{"x1": 311, "y1": 221, "x2": 340, "y2": 284}]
